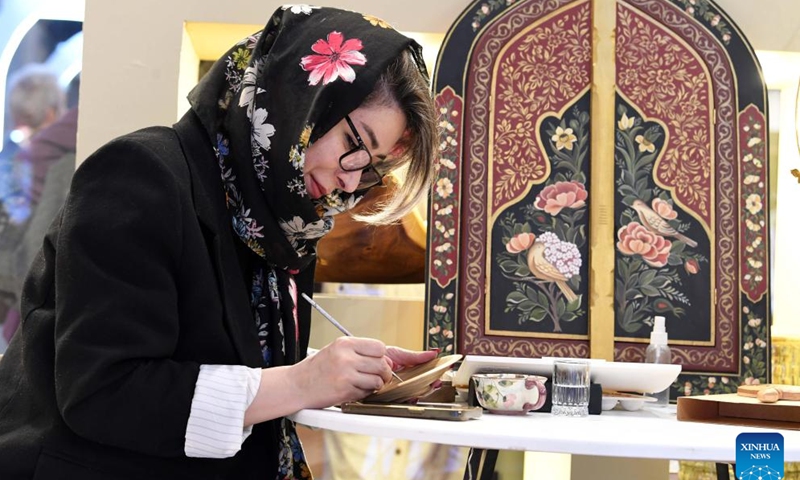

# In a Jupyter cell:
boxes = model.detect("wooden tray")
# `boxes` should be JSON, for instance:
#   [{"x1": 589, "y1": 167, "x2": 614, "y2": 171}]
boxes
[{"x1": 363, "y1": 354, "x2": 462, "y2": 403}]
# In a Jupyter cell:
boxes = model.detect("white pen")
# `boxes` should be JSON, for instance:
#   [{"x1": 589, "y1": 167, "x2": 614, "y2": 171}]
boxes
[{"x1": 301, "y1": 292, "x2": 403, "y2": 383}]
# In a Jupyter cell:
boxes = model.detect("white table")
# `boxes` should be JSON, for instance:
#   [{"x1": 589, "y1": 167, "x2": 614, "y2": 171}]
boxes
[{"x1": 291, "y1": 406, "x2": 800, "y2": 478}]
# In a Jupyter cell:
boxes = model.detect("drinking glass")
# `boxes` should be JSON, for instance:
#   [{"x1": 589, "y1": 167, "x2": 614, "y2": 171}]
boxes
[{"x1": 551, "y1": 359, "x2": 590, "y2": 417}]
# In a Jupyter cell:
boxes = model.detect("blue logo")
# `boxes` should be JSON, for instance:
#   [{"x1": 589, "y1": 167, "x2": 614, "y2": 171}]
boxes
[{"x1": 736, "y1": 432, "x2": 784, "y2": 479}]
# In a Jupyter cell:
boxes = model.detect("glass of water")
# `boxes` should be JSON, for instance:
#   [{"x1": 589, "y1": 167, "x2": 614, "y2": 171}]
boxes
[{"x1": 551, "y1": 359, "x2": 590, "y2": 417}]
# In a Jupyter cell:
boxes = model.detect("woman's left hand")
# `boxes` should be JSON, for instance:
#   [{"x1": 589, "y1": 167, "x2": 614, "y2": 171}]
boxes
[{"x1": 384, "y1": 346, "x2": 439, "y2": 372}]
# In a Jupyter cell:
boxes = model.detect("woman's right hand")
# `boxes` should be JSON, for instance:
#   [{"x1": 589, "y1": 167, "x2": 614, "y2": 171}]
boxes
[
  {"x1": 243, "y1": 336, "x2": 392, "y2": 426},
  {"x1": 291, "y1": 336, "x2": 393, "y2": 409}
]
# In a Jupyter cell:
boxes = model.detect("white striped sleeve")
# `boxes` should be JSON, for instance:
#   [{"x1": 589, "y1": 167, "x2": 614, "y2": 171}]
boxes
[{"x1": 184, "y1": 364, "x2": 262, "y2": 458}]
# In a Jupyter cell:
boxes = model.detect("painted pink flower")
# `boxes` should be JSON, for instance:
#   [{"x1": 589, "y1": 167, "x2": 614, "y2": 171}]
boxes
[
  {"x1": 684, "y1": 258, "x2": 700, "y2": 275},
  {"x1": 506, "y1": 232, "x2": 536, "y2": 254},
  {"x1": 534, "y1": 181, "x2": 588, "y2": 215},
  {"x1": 652, "y1": 198, "x2": 678, "y2": 220},
  {"x1": 617, "y1": 221, "x2": 672, "y2": 268},
  {"x1": 300, "y1": 31, "x2": 367, "y2": 85}
]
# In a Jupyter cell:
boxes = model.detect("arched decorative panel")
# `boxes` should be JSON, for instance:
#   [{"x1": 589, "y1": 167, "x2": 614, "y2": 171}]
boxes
[{"x1": 425, "y1": 0, "x2": 771, "y2": 399}]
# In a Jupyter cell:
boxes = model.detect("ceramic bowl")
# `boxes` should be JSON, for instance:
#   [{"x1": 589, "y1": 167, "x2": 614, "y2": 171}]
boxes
[
  {"x1": 600, "y1": 393, "x2": 657, "y2": 411},
  {"x1": 601, "y1": 397, "x2": 619, "y2": 411},
  {"x1": 618, "y1": 398, "x2": 646, "y2": 411},
  {"x1": 472, "y1": 373, "x2": 548, "y2": 415}
]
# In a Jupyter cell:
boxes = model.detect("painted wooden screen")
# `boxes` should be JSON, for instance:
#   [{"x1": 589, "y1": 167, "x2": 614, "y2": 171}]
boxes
[{"x1": 424, "y1": 0, "x2": 771, "y2": 398}]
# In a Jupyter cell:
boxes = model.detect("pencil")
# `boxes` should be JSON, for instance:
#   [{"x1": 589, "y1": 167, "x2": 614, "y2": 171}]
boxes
[{"x1": 301, "y1": 293, "x2": 403, "y2": 383}]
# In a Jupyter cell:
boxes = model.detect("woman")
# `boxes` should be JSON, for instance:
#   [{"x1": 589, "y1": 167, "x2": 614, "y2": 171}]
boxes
[{"x1": 0, "y1": 6, "x2": 439, "y2": 480}]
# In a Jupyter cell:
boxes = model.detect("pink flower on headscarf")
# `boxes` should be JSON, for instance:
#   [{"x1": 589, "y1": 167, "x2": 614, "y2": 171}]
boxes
[{"x1": 300, "y1": 31, "x2": 367, "y2": 85}]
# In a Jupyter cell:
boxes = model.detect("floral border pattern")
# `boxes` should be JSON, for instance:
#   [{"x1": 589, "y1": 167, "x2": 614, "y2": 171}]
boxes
[
  {"x1": 671, "y1": 0, "x2": 732, "y2": 44},
  {"x1": 429, "y1": 87, "x2": 463, "y2": 288},
  {"x1": 427, "y1": 292, "x2": 457, "y2": 354},
  {"x1": 470, "y1": 0, "x2": 521, "y2": 31},
  {"x1": 672, "y1": 300, "x2": 768, "y2": 399},
  {"x1": 738, "y1": 105, "x2": 768, "y2": 303}
]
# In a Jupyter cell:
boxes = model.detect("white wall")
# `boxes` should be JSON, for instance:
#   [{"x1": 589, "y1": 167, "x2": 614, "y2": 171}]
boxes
[{"x1": 759, "y1": 51, "x2": 800, "y2": 338}]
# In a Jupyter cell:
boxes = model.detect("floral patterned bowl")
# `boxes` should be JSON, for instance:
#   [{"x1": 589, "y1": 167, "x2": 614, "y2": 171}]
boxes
[{"x1": 472, "y1": 373, "x2": 548, "y2": 415}]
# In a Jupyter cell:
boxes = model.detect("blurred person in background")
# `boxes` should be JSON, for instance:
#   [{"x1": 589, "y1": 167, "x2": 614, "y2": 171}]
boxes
[
  {"x1": 0, "y1": 65, "x2": 71, "y2": 349},
  {"x1": 0, "y1": 106, "x2": 77, "y2": 346},
  {"x1": 1, "y1": 64, "x2": 66, "y2": 224},
  {"x1": 7, "y1": 64, "x2": 66, "y2": 147}
]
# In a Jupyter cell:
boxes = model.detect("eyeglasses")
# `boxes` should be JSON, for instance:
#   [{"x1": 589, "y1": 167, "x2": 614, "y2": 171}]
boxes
[{"x1": 339, "y1": 115, "x2": 384, "y2": 191}]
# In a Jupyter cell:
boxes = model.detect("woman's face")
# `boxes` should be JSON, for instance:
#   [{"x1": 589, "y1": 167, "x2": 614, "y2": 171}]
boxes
[{"x1": 303, "y1": 104, "x2": 406, "y2": 199}]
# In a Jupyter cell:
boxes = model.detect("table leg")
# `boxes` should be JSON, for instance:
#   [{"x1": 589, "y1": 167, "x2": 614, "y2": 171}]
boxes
[
  {"x1": 463, "y1": 448, "x2": 498, "y2": 480},
  {"x1": 715, "y1": 462, "x2": 733, "y2": 480}
]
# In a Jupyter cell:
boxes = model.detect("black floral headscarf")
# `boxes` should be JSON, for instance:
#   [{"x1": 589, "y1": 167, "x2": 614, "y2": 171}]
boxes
[
  {"x1": 189, "y1": 5, "x2": 427, "y2": 273},
  {"x1": 187, "y1": 5, "x2": 428, "y2": 478}
]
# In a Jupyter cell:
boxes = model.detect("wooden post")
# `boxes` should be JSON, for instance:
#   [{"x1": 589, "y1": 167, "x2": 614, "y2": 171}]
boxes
[{"x1": 589, "y1": 0, "x2": 617, "y2": 360}]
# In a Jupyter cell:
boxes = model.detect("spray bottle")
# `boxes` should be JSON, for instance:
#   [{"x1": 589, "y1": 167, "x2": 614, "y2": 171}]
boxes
[{"x1": 645, "y1": 315, "x2": 672, "y2": 407}]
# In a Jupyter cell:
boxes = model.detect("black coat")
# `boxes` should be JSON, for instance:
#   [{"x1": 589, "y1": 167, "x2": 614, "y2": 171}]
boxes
[{"x1": 0, "y1": 111, "x2": 314, "y2": 480}]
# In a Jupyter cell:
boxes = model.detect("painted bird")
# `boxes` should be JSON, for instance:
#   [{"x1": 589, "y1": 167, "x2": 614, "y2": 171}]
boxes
[
  {"x1": 631, "y1": 199, "x2": 697, "y2": 247},
  {"x1": 526, "y1": 241, "x2": 578, "y2": 302}
]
